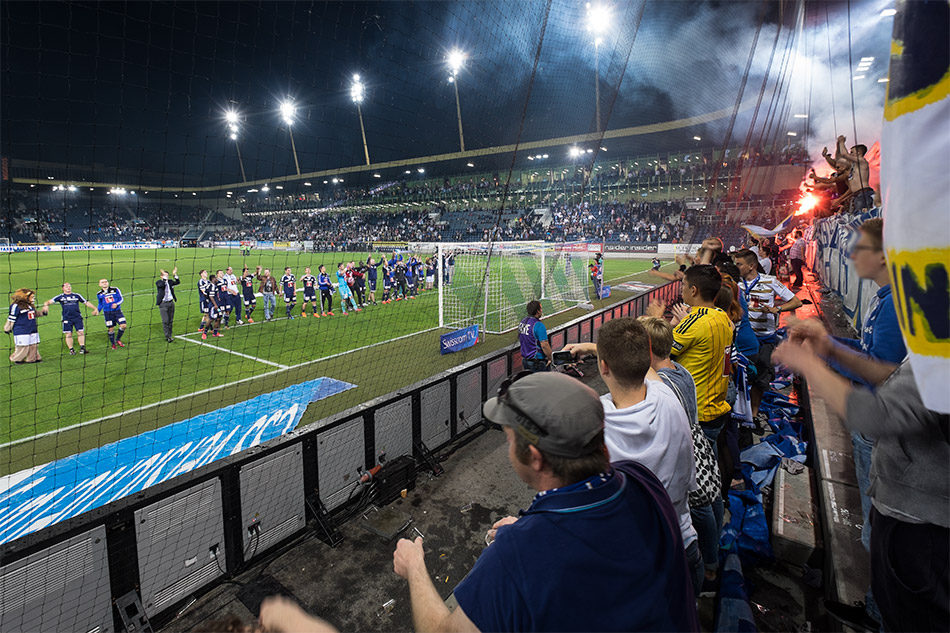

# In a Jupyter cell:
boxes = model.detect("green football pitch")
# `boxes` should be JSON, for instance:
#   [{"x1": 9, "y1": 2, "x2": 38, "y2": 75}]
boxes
[{"x1": 0, "y1": 248, "x2": 667, "y2": 474}]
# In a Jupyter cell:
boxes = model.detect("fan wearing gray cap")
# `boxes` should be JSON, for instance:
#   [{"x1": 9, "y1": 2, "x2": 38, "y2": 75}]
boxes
[{"x1": 393, "y1": 372, "x2": 698, "y2": 632}]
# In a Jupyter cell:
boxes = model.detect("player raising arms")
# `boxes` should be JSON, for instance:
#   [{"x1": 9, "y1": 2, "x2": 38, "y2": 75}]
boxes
[
  {"x1": 280, "y1": 267, "x2": 297, "y2": 319},
  {"x1": 96, "y1": 278, "x2": 127, "y2": 350},
  {"x1": 300, "y1": 267, "x2": 319, "y2": 317},
  {"x1": 203, "y1": 271, "x2": 225, "y2": 339},
  {"x1": 223, "y1": 266, "x2": 242, "y2": 325},
  {"x1": 241, "y1": 266, "x2": 259, "y2": 323},
  {"x1": 197, "y1": 270, "x2": 214, "y2": 337},
  {"x1": 336, "y1": 263, "x2": 358, "y2": 315},
  {"x1": 44, "y1": 282, "x2": 98, "y2": 355}
]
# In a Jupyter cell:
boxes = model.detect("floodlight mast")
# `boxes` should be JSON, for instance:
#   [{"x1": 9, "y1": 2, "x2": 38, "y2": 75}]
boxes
[
  {"x1": 224, "y1": 109, "x2": 247, "y2": 183},
  {"x1": 586, "y1": 4, "x2": 611, "y2": 133},
  {"x1": 351, "y1": 74, "x2": 371, "y2": 166},
  {"x1": 280, "y1": 100, "x2": 301, "y2": 176},
  {"x1": 447, "y1": 49, "x2": 466, "y2": 152}
]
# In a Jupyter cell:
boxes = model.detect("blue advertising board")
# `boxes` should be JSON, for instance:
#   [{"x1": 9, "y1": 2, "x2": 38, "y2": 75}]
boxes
[{"x1": 440, "y1": 324, "x2": 479, "y2": 354}]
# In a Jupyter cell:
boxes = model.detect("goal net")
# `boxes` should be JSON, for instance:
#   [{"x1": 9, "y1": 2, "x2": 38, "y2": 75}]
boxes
[{"x1": 411, "y1": 241, "x2": 589, "y2": 334}]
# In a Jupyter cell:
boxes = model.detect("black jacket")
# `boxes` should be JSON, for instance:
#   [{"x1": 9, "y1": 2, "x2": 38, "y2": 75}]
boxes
[{"x1": 156, "y1": 276, "x2": 180, "y2": 305}]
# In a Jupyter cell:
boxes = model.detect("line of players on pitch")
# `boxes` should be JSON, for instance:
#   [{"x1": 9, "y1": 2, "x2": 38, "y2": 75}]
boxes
[{"x1": 196, "y1": 254, "x2": 454, "y2": 339}]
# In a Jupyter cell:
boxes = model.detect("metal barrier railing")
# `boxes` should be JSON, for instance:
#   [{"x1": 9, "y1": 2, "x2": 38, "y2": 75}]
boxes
[{"x1": 0, "y1": 280, "x2": 680, "y2": 633}]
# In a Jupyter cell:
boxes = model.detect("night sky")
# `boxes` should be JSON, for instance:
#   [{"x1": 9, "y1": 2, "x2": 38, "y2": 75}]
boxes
[{"x1": 1, "y1": 1, "x2": 892, "y2": 188}]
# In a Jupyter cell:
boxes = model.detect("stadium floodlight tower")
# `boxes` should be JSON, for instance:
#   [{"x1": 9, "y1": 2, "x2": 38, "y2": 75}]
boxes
[
  {"x1": 280, "y1": 99, "x2": 301, "y2": 176},
  {"x1": 447, "y1": 48, "x2": 467, "y2": 152},
  {"x1": 224, "y1": 109, "x2": 248, "y2": 182},
  {"x1": 350, "y1": 74, "x2": 371, "y2": 166},
  {"x1": 586, "y1": 3, "x2": 611, "y2": 133}
]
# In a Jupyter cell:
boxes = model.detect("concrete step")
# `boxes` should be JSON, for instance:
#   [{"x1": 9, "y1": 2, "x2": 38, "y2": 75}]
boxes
[
  {"x1": 771, "y1": 464, "x2": 818, "y2": 567},
  {"x1": 817, "y1": 477, "x2": 870, "y2": 607}
]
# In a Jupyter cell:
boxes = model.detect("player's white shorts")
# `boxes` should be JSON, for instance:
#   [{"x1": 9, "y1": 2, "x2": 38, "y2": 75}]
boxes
[{"x1": 14, "y1": 333, "x2": 40, "y2": 346}]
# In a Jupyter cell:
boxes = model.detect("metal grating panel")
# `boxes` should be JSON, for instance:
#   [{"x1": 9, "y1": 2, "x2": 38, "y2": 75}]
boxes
[
  {"x1": 420, "y1": 382, "x2": 451, "y2": 449},
  {"x1": 549, "y1": 329, "x2": 565, "y2": 352},
  {"x1": 511, "y1": 351, "x2": 524, "y2": 375},
  {"x1": 0, "y1": 525, "x2": 112, "y2": 633},
  {"x1": 565, "y1": 325, "x2": 579, "y2": 344},
  {"x1": 239, "y1": 445, "x2": 306, "y2": 558},
  {"x1": 455, "y1": 367, "x2": 482, "y2": 432},
  {"x1": 592, "y1": 314, "x2": 604, "y2": 342},
  {"x1": 317, "y1": 417, "x2": 365, "y2": 511},
  {"x1": 580, "y1": 320, "x2": 592, "y2": 342},
  {"x1": 486, "y1": 357, "x2": 507, "y2": 397},
  {"x1": 374, "y1": 396, "x2": 413, "y2": 463},
  {"x1": 135, "y1": 478, "x2": 225, "y2": 617}
]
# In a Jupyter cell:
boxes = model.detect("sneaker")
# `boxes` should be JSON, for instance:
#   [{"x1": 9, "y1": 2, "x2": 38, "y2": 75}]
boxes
[
  {"x1": 247, "y1": 318, "x2": 254, "y2": 323},
  {"x1": 201, "y1": 332, "x2": 207, "y2": 340},
  {"x1": 301, "y1": 312, "x2": 307, "y2": 318},
  {"x1": 213, "y1": 332, "x2": 223, "y2": 337},
  {"x1": 111, "y1": 344, "x2": 117, "y2": 350},
  {"x1": 824, "y1": 600, "x2": 881, "y2": 633},
  {"x1": 79, "y1": 347, "x2": 87, "y2": 354},
  {"x1": 288, "y1": 315, "x2": 295, "y2": 320},
  {"x1": 117, "y1": 341, "x2": 126, "y2": 348},
  {"x1": 342, "y1": 312, "x2": 348, "y2": 316},
  {"x1": 355, "y1": 308, "x2": 362, "y2": 312},
  {"x1": 327, "y1": 311, "x2": 335, "y2": 316},
  {"x1": 237, "y1": 319, "x2": 244, "y2": 325},
  {"x1": 69, "y1": 348, "x2": 76, "y2": 355},
  {"x1": 321, "y1": 312, "x2": 328, "y2": 317}
]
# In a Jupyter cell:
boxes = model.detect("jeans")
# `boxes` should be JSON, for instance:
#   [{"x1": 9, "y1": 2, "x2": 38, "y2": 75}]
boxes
[
  {"x1": 870, "y1": 507, "x2": 949, "y2": 632},
  {"x1": 791, "y1": 258, "x2": 805, "y2": 287},
  {"x1": 685, "y1": 539, "x2": 704, "y2": 598},
  {"x1": 262, "y1": 293, "x2": 276, "y2": 319},
  {"x1": 522, "y1": 358, "x2": 550, "y2": 372},
  {"x1": 691, "y1": 498, "x2": 724, "y2": 573}
]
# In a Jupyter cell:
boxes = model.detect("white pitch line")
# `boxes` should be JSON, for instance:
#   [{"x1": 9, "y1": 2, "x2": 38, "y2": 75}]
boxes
[
  {"x1": 176, "y1": 334, "x2": 289, "y2": 369},
  {"x1": 0, "y1": 322, "x2": 441, "y2": 449}
]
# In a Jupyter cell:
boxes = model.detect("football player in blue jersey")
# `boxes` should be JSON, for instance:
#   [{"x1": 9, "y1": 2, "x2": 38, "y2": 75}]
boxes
[
  {"x1": 44, "y1": 282, "x2": 98, "y2": 355},
  {"x1": 96, "y1": 278, "x2": 127, "y2": 349}
]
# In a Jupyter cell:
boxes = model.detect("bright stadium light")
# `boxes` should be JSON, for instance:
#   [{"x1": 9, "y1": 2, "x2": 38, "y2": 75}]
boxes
[
  {"x1": 880, "y1": 8, "x2": 896, "y2": 17},
  {"x1": 279, "y1": 99, "x2": 301, "y2": 175},
  {"x1": 446, "y1": 48, "x2": 467, "y2": 151},
  {"x1": 569, "y1": 146, "x2": 583, "y2": 158},
  {"x1": 224, "y1": 108, "x2": 247, "y2": 182},
  {"x1": 447, "y1": 49, "x2": 466, "y2": 77},
  {"x1": 693, "y1": 136, "x2": 702, "y2": 141},
  {"x1": 466, "y1": 162, "x2": 474, "y2": 167},
  {"x1": 585, "y1": 4, "x2": 611, "y2": 132},
  {"x1": 351, "y1": 73, "x2": 371, "y2": 165},
  {"x1": 279, "y1": 100, "x2": 296, "y2": 126}
]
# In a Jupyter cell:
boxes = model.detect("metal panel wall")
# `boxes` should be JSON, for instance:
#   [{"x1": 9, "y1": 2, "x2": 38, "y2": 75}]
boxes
[
  {"x1": 0, "y1": 525, "x2": 112, "y2": 633},
  {"x1": 580, "y1": 320, "x2": 592, "y2": 342},
  {"x1": 486, "y1": 356, "x2": 508, "y2": 398},
  {"x1": 549, "y1": 329, "x2": 566, "y2": 352},
  {"x1": 455, "y1": 367, "x2": 483, "y2": 432},
  {"x1": 420, "y1": 381, "x2": 451, "y2": 449},
  {"x1": 135, "y1": 478, "x2": 225, "y2": 616},
  {"x1": 374, "y1": 396, "x2": 413, "y2": 464},
  {"x1": 317, "y1": 417, "x2": 366, "y2": 511},
  {"x1": 239, "y1": 445, "x2": 306, "y2": 559}
]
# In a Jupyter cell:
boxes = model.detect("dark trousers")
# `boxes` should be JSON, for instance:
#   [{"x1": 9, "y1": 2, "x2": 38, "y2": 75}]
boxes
[
  {"x1": 790, "y1": 258, "x2": 805, "y2": 287},
  {"x1": 870, "y1": 507, "x2": 950, "y2": 632},
  {"x1": 159, "y1": 301, "x2": 175, "y2": 339},
  {"x1": 231, "y1": 295, "x2": 242, "y2": 320},
  {"x1": 320, "y1": 289, "x2": 333, "y2": 312},
  {"x1": 522, "y1": 358, "x2": 550, "y2": 372}
]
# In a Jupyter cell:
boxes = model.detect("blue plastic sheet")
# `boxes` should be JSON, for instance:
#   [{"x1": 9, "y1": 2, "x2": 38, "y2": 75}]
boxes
[{"x1": 716, "y1": 551, "x2": 758, "y2": 633}]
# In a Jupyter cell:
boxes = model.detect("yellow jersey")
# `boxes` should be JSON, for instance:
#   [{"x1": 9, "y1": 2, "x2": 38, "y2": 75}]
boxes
[{"x1": 671, "y1": 306, "x2": 733, "y2": 422}]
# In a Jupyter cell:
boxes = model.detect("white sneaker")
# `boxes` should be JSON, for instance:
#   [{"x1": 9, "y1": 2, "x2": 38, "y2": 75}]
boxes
[{"x1": 237, "y1": 319, "x2": 244, "y2": 325}]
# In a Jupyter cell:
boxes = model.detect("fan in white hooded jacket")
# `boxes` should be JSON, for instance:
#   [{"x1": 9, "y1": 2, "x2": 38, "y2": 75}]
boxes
[{"x1": 601, "y1": 379, "x2": 699, "y2": 549}]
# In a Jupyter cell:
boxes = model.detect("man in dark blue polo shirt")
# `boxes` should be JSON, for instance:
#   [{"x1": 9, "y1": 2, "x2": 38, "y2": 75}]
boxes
[{"x1": 393, "y1": 372, "x2": 698, "y2": 632}]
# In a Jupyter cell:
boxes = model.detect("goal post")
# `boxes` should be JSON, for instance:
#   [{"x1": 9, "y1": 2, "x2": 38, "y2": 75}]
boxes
[{"x1": 411, "y1": 240, "x2": 589, "y2": 334}]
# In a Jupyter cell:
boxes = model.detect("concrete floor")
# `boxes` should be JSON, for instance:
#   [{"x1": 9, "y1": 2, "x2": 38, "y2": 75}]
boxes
[{"x1": 160, "y1": 355, "x2": 823, "y2": 632}]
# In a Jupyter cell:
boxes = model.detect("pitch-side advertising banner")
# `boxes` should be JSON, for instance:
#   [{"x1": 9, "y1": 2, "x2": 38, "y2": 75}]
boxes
[{"x1": 440, "y1": 324, "x2": 479, "y2": 355}]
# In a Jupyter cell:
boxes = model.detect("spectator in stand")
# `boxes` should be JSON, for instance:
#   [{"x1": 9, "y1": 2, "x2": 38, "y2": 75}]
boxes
[
  {"x1": 393, "y1": 372, "x2": 698, "y2": 632},
  {"x1": 638, "y1": 315, "x2": 724, "y2": 597},
  {"x1": 773, "y1": 340, "x2": 948, "y2": 633},
  {"x1": 645, "y1": 266, "x2": 734, "y2": 484},
  {"x1": 779, "y1": 230, "x2": 806, "y2": 288},
  {"x1": 732, "y1": 249, "x2": 802, "y2": 420},
  {"x1": 562, "y1": 318, "x2": 703, "y2": 595},
  {"x1": 782, "y1": 218, "x2": 906, "y2": 631},
  {"x1": 834, "y1": 135, "x2": 875, "y2": 212}
]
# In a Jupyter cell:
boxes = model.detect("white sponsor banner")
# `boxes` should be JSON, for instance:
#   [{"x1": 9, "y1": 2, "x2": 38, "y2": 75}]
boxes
[
  {"x1": 0, "y1": 241, "x2": 167, "y2": 253},
  {"x1": 656, "y1": 243, "x2": 703, "y2": 255}
]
